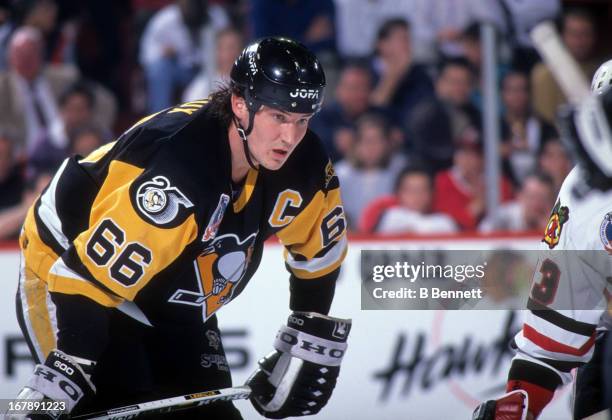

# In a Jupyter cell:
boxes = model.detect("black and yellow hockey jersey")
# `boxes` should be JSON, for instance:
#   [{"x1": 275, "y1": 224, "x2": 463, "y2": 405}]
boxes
[{"x1": 20, "y1": 100, "x2": 347, "y2": 327}]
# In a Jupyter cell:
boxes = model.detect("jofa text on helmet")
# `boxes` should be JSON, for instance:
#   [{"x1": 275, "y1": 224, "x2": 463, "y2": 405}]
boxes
[
  {"x1": 248, "y1": 52, "x2": 258, "y2": 75},
  {"x1": 289, "y1": 88, "x2": 319, "y2": 99}
]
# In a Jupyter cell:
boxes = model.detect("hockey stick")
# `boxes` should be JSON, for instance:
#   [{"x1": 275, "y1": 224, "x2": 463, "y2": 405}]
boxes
[
  {"x1": 529, "y1": 21, "x2": 590, "y2": 104},
  {"x1": 72, "y1": 385, "x2": 251, "y2": 419}
]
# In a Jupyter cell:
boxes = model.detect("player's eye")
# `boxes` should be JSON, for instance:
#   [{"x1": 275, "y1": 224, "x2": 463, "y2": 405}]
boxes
[
  {"x1": 297, "y1": 118, "x2": 309, "y2": 126},
  {"x1": 273, "y1": 113, "x2": 287, "y2": 123}
]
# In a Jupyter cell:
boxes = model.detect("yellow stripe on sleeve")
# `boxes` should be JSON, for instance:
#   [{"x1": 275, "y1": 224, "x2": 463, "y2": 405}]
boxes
[{"x1": 276, "y1": 187, "x2": 347, "y2": 279}]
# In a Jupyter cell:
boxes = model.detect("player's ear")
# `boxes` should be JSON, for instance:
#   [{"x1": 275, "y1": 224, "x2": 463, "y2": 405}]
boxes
[{"x1": 231, "y1": 94, "x2": 248, "y2": 122}]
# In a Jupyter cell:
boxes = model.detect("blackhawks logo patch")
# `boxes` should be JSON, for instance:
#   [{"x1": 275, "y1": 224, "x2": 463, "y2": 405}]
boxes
[{"x1": 542, "y1": 199, "x2": 569, "y2": 249}]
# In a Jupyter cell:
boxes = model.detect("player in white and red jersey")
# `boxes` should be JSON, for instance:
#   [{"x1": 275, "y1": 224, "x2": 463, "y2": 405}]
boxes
[{"x1": 474, "y1": 60, "x2": 612, "y2": 420}]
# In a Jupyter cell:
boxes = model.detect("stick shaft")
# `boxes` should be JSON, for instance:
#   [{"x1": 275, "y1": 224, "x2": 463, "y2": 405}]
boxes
[
  {"x1": 73, "y1": 385, "x2": 252, "y2": 419},
  {"x1": 530, "y1": 21, "x2": 590, "y2": 104}
]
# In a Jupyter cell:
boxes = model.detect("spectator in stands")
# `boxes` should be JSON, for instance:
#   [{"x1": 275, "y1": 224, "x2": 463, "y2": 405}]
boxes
[
  {"x1": 406, "y1": 57, "x2": 480, "y2": 172},
  {"x1": 433, "y1": 127, "x2": 513, "y2": 230},
  {"x1": 531, "y1": 8, "x2": 599, "y2": 124},
  {"x1": 475, "y1": 250, "x2": 531, "y2": 309},
  {"x1": 375, "y1": 165, "x2": 457, "y2": 235},
  {"x1": 250, "y1": 0, "x2": 336, "y2": 54},
  {"x1": 59, "y1": 81, "x2": 96, "y2": 136},
  {"x1": 410, "y1": 0, "x2": 504, "y2": 63},
  {"x1": 498, "y1": 0, "x2": 561, "y2": 73},
  {"x1": 334, "y1": 0, "x2": 413, "y2": 60},
  {"x1": 0, "y1": 130, "x2": 25, "y2": 212},
  {"x1": 0, "y1": 166, "x2": 52, "y2": 240},
  {"x1": 370, "y1": 18, "x2": 434, "y2": 123},
  {"x1": 499, "y1": 71, "x2": 557, "y2": 185},
  {"x1": 0, "y1": 27, "x2": 116, "y2": 156},
  {"x1": 459, "y1": 22, "x2": 510, "y2": 111},
  {"x1": 0, "y1": 1, "x2": 16, "y2": 70},
  {"x1": 183, "y1": 27, "x2": 243, "y2": 102},
  {"x1": 71, "y1": 1, "x2": 130, "y2": 103},
  {"x1": 68, "y1": 123, "x2": 106, "y2": 158},
  {"x1": 14, "y1": 0, "x2": 59, "y2": 61},
  {"x1": 27, "y1": 80, "x2": 100, "y2": 172},
  {"x1": 537, "y1": 137, "x2": 573, "y2": 195},
  {"x1": 336, "y1": 113, "x2": 406, "y2": 229},
  {"x1": 479, "y1": 171, "x2": 555, "y2": 233},
  {"x1": 139, "y1": 0, "x2": 228, "y2": 112},
  {"x1": 0, "y1": 26, "x2": 67, "y2": 155},
  {"x1": 310, "y1": 61, "x2": 381, "y2": 161}
]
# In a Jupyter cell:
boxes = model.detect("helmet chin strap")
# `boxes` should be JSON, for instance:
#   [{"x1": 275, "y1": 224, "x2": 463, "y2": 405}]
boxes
[{"x1": 233, "y1": 111, "x2": 258, "y2": 170}]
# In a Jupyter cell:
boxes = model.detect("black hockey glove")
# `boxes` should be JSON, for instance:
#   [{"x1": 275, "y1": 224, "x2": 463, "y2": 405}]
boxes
[
  {"x1": 247, "y1": 312, "x2": 351, "y2": 419},
  {"x1": 5, "y1": 350, "x2": 95, "y2": 419}
]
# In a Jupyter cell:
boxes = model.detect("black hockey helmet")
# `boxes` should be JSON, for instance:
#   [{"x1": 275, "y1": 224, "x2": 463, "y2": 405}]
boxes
[
  {"x1": 229, "y1": 37, "x2": 326, "y2": 169},
  {"x1": 558, "y1": 87, "x2": 612, "y2": 190},
  {"x1": 230, "y1": 37, "x2": 326, "y2": 116}
]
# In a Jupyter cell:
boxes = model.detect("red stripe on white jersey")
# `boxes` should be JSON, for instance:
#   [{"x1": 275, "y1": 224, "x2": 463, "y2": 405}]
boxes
[{"x1": 523, "y1": 323, "x2": 596, "y2": 356}]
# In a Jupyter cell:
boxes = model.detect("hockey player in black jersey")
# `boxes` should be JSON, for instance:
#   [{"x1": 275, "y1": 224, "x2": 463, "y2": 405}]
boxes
[{"x1": 10, "y1": 37, "x2": 350, "y2": 419}]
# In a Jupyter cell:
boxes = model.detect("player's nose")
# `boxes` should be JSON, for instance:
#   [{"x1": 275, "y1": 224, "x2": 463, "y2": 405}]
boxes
[{"x1": 280, "y1": 123, "x2": 301, "y2": 147}]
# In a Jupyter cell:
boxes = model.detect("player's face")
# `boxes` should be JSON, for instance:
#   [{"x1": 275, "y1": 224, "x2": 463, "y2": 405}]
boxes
[{"x1": 249, "y1": 106, "x2": 313, "y2": 170}]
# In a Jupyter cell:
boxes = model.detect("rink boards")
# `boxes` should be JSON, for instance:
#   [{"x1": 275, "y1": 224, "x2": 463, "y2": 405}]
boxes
[{"x1": 0, "y1": 236, "x2": 572, "y2": 420}]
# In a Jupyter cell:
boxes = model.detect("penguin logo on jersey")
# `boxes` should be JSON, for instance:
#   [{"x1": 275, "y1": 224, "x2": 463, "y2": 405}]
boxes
[
  {"x1": 599, "y1": 212, "x2": 612, "y2": 254},
  {"x1": 143, "y1": 188, "x2": 166, "y2": 212},
  {"x1": 135, "y1": 176, "x2": 194, "y2": 226},
  {"x1": 542, "y1": 199, "x2": 569, "y2": 249},
  {"x1": 168, "y1": 232, "x2": 257, "y2": 322}
]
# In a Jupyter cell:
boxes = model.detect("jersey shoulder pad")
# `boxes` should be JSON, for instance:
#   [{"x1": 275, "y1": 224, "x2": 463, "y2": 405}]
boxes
[{"x1": 126, "y1": 109, "x2": 229, "y2": 230}]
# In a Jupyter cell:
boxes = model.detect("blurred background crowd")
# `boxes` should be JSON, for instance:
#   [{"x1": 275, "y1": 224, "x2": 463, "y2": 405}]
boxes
[{"x1": 0, "y1": 0, "x2": 610, "y2": 240}]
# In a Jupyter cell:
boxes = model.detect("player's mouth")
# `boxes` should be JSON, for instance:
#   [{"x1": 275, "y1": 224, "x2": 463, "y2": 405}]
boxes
[{"x1": 272, "y1": 148, "x2": 289, "y2": 159}]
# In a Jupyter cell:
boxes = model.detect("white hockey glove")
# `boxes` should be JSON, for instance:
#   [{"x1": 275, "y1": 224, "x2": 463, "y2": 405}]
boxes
[
  {"x1": 5, "y1": 350, "x2": 95, "y2": 419},
  {"x1": 247, "y1": 312, "x2": 351, "y2": 419},
  {"x1": 472, "y1": 390, "x2": 531, "y2": 420}
]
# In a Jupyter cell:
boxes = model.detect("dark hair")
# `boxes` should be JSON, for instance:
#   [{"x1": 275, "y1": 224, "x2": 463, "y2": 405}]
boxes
[
  {"x1": 437, "y1": 56, "x2": 474, "y2": 79},
  {"x1": 13, "y1": 0, "x2": 55, "y2": 24},
  {"x1": 561, "y1": 7, "x2": 596, "y2": 33},
  {"x1": 501, "y1": 70, "x2": 530, "y2": 92},
  {"x1": 339, "y1": 59, "x2": 372, "y2": 78},
  {"x1": 355, "y1": 112, "x2": 391, "y2": 139},
  {"x1": 350, "y1": 113, "x2": 393, "y2": 169},
  {"x1": 522, "y1": 170, "x2": 555, "y2": 191},
  {"x1": 537, "y1": 133, "x2": 565, "y2": 158},
  {"x1": 69, "y1": 123, "x2": 105, "y2": 148},
  {"x1": 461, "y1": 21, "x2": 481, "y2": 42},
  {"x1": 376, "y1": 18, "x2": 410, "y2": 43},
  {"x1": 207, "y1": 83, "x2": 241, "y2": 128},
  {"x1": 59, "y1": 80, "x2": 95, "y2": 109},
  {"x1": 394, "y1": 164, "x2": 433, "y2": 192}
]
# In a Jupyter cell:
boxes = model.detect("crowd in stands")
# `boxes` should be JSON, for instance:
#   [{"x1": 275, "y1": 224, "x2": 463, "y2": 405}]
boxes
[{"x1": 0, "y1": 0, "x2": 608, "y2": 240}]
